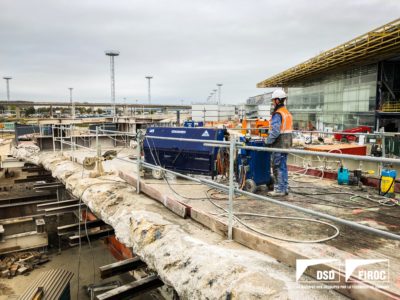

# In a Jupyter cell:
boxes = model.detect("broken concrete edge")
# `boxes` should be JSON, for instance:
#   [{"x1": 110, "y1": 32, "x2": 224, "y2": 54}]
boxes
[{"x1": 12, "y1": 145, "x2": 325, "y2": 299}]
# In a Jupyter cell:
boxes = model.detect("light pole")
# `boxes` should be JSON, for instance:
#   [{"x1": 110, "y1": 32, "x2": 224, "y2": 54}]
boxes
[
  {"x1": 105, "y1": 50, "x2": 120, "y2": 117},
  {"x1": 3, "y1": 77, "x2": 12, "y2": 102},
  {"x1": 217, "y1": 83, "x2": 223, "y2": 105},
  {"x1": 145, "y1": 76, "x2": 153, "y2": 104},
  {"x1": 68, "y1": 87, "x2": 75, "y2": 118},
  {"x1": 213, "y1": 89, "x2": 217, "y2": 103}
]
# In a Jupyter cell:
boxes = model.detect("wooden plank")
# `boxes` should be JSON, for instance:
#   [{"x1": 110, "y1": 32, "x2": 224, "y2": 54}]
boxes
[
  {"x1": 189, "y1": 205, "x2": 399, "y2": 300},
  {"x1": 119, "y1": 171, "x2": 188, "y2": 218},
  {"x1": 96, "y1": 275, "x2": 163, "y2": 300},
  {"x1": 233, "y1": 227, "x2": 399, "y2": 300},
  {"x1": 190, "y1": 208, "x2": 227, "y2": 237},
  {"x1": 99, "y1": 257, "x2": 146, "y2": 279}
]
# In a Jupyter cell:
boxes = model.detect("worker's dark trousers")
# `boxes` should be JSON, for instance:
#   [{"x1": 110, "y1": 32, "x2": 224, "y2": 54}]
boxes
[{"x1": 272, "y1": 152, "x2": 288, "y2": 193}]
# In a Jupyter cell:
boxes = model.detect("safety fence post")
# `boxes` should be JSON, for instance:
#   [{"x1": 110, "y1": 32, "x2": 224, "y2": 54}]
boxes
[
  {"x1": 70, "y1": 124, "x2": 74, "y2": 160},
  {"x1": 136, "y1": 132, "x2": 141, "y2": 194},
  {"x1": 96, "y1": 126, "x2": 100, "y2": 158},
  {"x1": 228, "y1": 137, "x2": 235, "y2": 240},
  {"x1": 52, "y1": 125, "x2": 56, "y2": 152},
  {"x1": 60, "y1": 126, "x2": 63, "y2": 153}
]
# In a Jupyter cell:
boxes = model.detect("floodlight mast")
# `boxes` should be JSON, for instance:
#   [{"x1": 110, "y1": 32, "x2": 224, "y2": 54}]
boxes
[
  {"x1": 213, "y1": 89, "x2": 217, "y2": 103},
  {"x1": 3, "y1": 76, "x2": 12, "y2": 102},
  {"x1": 145, "y1": 76, "x2": 153, "y2": 104},
  {"x1": 105, "y1": 50, "x2": 120, "y2": 117},
  {"x1": 68, "y1": 87, "x2": 75, "y2": 118},
  {"x1": 217, "y1": 83, "x2": 223, "y2": 105}
]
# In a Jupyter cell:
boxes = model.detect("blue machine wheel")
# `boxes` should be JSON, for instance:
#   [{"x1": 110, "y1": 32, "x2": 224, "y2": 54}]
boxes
[{"x1": 244, "y1": 179, "x2": 257, "y2": 193}]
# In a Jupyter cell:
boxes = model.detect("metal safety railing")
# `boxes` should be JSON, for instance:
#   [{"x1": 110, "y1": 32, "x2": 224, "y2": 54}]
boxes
[
  {"x1": 143, "y1": 134, "x2": 400, "y2": 241},
  {"x1": 222, "y1": 128, "x2": 400, "y2": 158},
  {"x1": 51, "y1": 126, "x2": 400, "y2": 242},
  {"x1": 52, "y1": 125, "x2": 136, "y2": 155}
]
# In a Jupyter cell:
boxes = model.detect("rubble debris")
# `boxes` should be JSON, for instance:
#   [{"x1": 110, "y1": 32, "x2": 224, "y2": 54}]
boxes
[{"x1": 0, "y1": 251, "x2": 49, "y2": 278}]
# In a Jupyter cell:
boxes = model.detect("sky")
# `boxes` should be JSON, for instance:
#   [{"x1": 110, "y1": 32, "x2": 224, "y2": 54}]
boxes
[{"x1": 0, "y1": 0, "x2": 399, "y2": 105}]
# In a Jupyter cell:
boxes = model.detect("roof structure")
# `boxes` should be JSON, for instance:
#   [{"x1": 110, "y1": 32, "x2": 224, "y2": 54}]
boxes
[{"x1": 257, "y1": 18, "x2": 400, "y2": 88}]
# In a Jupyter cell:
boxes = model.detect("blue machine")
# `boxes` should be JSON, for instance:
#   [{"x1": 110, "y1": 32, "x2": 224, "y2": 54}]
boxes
[
  {"x1": 236, "y1": 138, "x2": 273, "y2": 193},
  {"x1": 143, "y1": 127, "x2": 227, "y2": 177},
  {"x1": 183, "y1": 121, "x2": 204, "y2": 128},
  {"x1": 337, "y1": 167, "x2": 350, "y2": 185}
]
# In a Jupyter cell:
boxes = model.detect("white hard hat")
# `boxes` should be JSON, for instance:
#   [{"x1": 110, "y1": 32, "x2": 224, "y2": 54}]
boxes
[{"x1": 271, "y1": 89, "x2": 287, "y2": 100}]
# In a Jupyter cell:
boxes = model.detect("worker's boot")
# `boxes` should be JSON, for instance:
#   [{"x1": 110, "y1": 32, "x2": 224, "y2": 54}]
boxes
[{"x1": 267, "y1": 190, "x2": 287, "y2": 197}]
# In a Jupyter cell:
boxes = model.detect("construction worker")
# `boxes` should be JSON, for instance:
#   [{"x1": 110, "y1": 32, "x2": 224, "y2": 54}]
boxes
[{"x1": 265, "y1": 89, "x2": 293, "y2": 196}]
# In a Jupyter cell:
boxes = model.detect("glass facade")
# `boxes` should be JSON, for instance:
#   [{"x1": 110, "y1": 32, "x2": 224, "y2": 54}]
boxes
[{"x1": 287, "y1": 64, "x2": 377, "y2": 130}]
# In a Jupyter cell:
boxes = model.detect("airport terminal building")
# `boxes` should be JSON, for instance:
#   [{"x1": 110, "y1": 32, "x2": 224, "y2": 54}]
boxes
[{"x1": 257, "y1": 19, "x2": 400, "y2": 132}]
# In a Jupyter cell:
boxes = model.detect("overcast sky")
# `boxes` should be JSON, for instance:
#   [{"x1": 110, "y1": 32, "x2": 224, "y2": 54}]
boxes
[{"x1": 0, "y1": 0, "x2": 399, "y2": 104}]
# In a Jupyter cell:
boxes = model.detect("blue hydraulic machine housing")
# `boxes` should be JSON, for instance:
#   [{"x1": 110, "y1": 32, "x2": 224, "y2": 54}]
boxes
[
  {"x1": 143, "y1": 127, "x2": 227, "y2": 178},
  {"x1": 236, "y1": 138, "x2": 273, "y2": 193},
  {"x1": 183, "y1": 120, "x2": 204, "y2": 127}
]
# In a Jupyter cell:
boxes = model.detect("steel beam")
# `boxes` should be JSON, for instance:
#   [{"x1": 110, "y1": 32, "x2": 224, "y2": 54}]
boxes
[
  {"x1": 33, "y1": 182, "x2": 63, "y2": 189},
  {"x1": 0, "y1": 194, "x2": 56, "y2": 205},
  {"x1": 0, "y1": 199, "x2": 54, "y2": 209},
  {"x1": 14, "y1": 176, "x2": 53, "y2": 183},
  {"x1": 99, "y1": 257, "x2": 147, "y2": 279},
  {"x1": 43, "y1": 203, "x2": 86, "y2": 216},
  {"x1": 37, "y1": 199, "x2": 80, "y2": 210},
  {"x1": 57, "y1": 219, "x2": 105, "y2": 235},
  {"x1": 68, "y1": 227, "x2": 114, "y2": 245},
  {"x1": 21, "y1": 166, "x2": 45, "y2": 172},
  {"x1": 96, "y1": 275, "x2": 163, "y2": 300}
]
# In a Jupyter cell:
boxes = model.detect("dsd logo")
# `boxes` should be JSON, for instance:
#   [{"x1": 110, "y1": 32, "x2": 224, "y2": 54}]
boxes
[
  {"x1": 296, "y1": 259, "x2": 389, "y2": 283},
  {"x1": 296, "y1": 259, "x2": 340, "y2": 282}
]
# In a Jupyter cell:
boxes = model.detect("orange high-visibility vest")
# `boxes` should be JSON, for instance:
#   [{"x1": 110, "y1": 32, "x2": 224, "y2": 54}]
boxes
[{"x1": 275, "y1": 106, "x2": 293, "y2": 133}]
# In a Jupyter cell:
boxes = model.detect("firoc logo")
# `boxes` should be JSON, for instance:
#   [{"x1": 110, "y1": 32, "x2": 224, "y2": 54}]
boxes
[{"x1": 345, "y1": 259, "x2": 389, "y2": 282}]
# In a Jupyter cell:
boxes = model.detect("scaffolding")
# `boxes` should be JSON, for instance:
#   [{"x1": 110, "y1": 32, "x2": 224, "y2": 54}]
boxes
[{"x1": 257, "y1": 18, "x2": 400, "y2": 88}]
